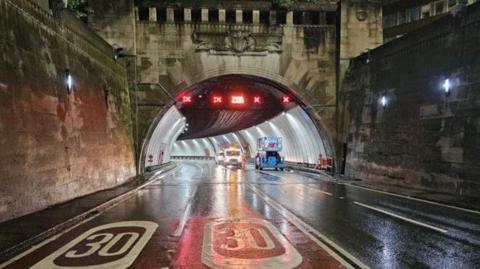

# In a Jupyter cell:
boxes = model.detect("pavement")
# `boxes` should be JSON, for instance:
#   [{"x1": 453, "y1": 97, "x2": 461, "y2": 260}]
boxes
[
  {"x1": 0, "y1": 162, "x2": 176, "y2": 262},
  {"x1": 1, "y1": 161, "x2": 480, "y2": 268}
]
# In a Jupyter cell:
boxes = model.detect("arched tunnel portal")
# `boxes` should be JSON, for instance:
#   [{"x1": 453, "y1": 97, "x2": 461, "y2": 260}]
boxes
[{"x1": 140, "y1": 74, "x2": 335, "y2": 173}]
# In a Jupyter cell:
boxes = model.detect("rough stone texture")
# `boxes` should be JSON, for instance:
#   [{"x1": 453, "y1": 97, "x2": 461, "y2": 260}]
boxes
[
  {"x1": 89, "y1": 3, "x2": 340, "y2": 156},
  {"x1": 339, "y1": 0, "x2": 383, "y2": 86},
  {"x1": 0, "y1": 0, "x2": 136, "y2": 222},
  {"x1": 341, "y1": 3, "x2": 480, "y2": 199}
]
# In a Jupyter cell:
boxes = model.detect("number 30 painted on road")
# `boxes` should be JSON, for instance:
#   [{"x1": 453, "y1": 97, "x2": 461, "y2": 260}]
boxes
[{"x1": 31, "y1": 221, "x2": 157, "y2": 269}]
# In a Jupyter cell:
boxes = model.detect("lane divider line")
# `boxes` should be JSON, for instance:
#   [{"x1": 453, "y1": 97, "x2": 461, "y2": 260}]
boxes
[
  {"x1": 260, "y1": 172, "x2": 333, "y2": 196},
  {"x1": 348, "y1": 184, "x2": 480, "y2": 216},
  {"x1": 294, "y1": 169, "x2": 480, "y2": 216},
  {"x1": 353, "y1": 202, "x2": 448, "y2": 234},
  {"x1": 173, "y1": 186, "x2": 198, "y2": 237},
  {"x1": 248, "y1": 184, "x2": 369, "y2": 269}
]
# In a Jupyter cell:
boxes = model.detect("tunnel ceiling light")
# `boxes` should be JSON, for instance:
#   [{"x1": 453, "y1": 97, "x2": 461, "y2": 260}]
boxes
[
  {"x1": 231, "y1": 95, "x2": 245, "y2": 104},
  {"x1": 182, "y1": 95, "x2": 192, "y2": 104},
  {"x1": 213, "y1": 96, "x2": 223, "y2": 104},
  {"x1": 65, "y1": 69, "x2": 73, "y2": 93}
]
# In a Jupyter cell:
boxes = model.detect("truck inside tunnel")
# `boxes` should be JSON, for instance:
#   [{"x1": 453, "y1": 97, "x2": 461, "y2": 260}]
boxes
[{"x1": 140, "y1": 74, "x2": 335, "y2": 172}]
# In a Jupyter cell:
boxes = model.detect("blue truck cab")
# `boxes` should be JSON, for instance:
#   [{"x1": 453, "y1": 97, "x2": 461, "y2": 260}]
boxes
[{"x1": 255, "y1": 136, "x2": 286, "y2": 171}]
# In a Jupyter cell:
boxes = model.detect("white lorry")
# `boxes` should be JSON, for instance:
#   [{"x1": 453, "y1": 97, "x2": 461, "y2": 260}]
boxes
[{"x1": 223, "y1": 147, "x2": 243, "y2": 168}]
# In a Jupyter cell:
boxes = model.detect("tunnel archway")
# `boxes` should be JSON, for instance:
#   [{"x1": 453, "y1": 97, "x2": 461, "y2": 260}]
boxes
[{"x1": 139, "y1": 73, "x2": 335, "y2": 173}]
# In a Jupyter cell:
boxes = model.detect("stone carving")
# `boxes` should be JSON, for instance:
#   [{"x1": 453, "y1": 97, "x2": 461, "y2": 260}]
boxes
[{"x1": 192, "y1": 30, "x2": 282, "y2": 55}]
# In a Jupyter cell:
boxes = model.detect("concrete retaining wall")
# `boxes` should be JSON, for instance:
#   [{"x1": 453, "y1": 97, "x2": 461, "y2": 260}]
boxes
[
  {"x1": 0, "y1": 0, "x2": 136, "y2": 222},
  {"x1": 341, "y1": 3, "x2": 480, "y2": 198}
]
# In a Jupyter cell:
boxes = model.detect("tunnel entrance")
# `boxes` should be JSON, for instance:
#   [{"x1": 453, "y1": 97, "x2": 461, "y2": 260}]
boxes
[{"x1": 140, "y1": 75, "x2": 334, "y2": 172}]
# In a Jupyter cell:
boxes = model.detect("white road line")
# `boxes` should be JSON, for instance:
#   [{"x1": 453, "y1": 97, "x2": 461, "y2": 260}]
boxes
[
  {"x1": 173, "y1": 186, "x2": 198, "y2": 237},
  {"x1": 353, "y1": 202, "x2": 448, "y2": 234},
  {"x1": 0, "y1": 214, "x2": 99, "y2": 269},
  {"x1": 248, "y1": 184, "x2": 369, "y2": 269},
  {"x1": 348, "y1": 184, "x2": 480, "y2": 215},
  {"x1": 292, "y1": 170, "x2": 480, "y2": 216},
  {"x1": 314, "y1": 188, "x2": 333, "y2": 196}
]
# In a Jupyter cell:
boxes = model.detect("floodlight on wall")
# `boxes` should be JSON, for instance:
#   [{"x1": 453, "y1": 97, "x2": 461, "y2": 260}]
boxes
[
  {"x1": 442, "y1": 78, "x2": 451, "y2": 96},
  {"x1": 380, "y1": 95, "x2": 388, "y2": 109},
  {"x1": 65, "y1": 69, "x2": 73, "y2": 93},
  {"x1": 114, "y1": 48, "x2": 124, "y2": 61}
]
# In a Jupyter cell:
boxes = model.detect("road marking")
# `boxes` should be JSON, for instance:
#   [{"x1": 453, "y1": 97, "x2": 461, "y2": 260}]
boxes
[
  {"x1": 173, "y1": 186, "x2": 198, "y2": 237},
  {"x1": 353, "y1": 202, "x2": 448, "y2": 234},
  {"x1": 0, "y1": 214, "x2": 100, "y2": 269},
  {"x1": 248, "y1": 184, "x2": 368, "y2": 269},
  {"x1": 30, "y1": 221, "x2": 158, "y2": 269},
  {"x1": 311, "y1": 187, "x2": 333, "y2": 196},
  {"x1": 292, "y1": 170, "x2": 480, "y2": 216},
  {"x1": 202, "y1": 218, "x2": 302, "y2": 269},
  {"x1": 348, "y1": 184, "x2": 480, "y2": 215}
]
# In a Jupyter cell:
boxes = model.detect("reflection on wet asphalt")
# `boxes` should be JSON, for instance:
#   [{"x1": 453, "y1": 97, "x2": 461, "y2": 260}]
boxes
[{"x1": 3, "y1": 161, "x2": 480, "y2": 269}]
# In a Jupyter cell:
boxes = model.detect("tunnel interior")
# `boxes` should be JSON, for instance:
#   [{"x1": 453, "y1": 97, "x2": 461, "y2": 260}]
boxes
[{"x1": 142, "y1": 75, "x2": 331, "y2": 169}]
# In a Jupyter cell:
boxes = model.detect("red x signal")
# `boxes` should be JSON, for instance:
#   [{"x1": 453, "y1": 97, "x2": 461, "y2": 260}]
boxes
[
  {"x1": 253, "y1": 96, "x2": 261, "y2": 104},
  {"x1": 213, "y1": 96, "x2": 223, "y2": 104},
  {"x1": 282, "y1": 96, "x2": 291, "y2": 103},
  {"x1": 182, "y1": 96, "x2": 192, "y2": 103}
]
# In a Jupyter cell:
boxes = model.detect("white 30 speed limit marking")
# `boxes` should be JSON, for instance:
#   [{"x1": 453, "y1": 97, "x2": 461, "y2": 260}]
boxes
[
  {"x1": 202, "y1": 218, "x2": 302, "y2": 269},
  {"x1": 30, "y1": 221, "x2": 158, "y2": 269}
]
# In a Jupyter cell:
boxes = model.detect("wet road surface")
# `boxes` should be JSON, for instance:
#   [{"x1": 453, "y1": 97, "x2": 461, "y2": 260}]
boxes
[{"x1": 2, "y1": 161, "x2": 480, "y2": 269}]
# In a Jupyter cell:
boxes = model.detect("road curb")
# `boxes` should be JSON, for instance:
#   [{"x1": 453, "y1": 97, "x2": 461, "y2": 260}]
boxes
[{"x1": 0, "y1": 163, "x2": 178, "y2": 263}]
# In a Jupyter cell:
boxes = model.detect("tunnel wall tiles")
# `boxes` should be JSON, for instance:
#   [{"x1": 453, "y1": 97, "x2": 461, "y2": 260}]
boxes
[
  {"x1": 341, "y1": 3, "x2": 480, "y2": 199},
  {"x1": 0, "y1": 0, "x2": 136, "y2": 222}
]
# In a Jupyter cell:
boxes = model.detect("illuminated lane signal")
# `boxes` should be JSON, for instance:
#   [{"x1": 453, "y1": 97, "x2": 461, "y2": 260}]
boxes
[
  {"x1": 253, "y1": 96, "x2": 261, "y2": 104},
  {"x1": 213, "y1": 96, "x2": 223, "y2": 104},
  {"x1": 182, "y1": 95, "x2": 193, "y2": 104},
  {"x1": 231, "y1": 95, "x2": 245, "y2": 104},
  {"x1": 282, "y1": 96, "x2": 291, "y2": 103}
]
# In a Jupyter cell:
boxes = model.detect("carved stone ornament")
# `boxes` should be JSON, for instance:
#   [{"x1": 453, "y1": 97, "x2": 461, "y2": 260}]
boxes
[
  {"x1": 192, "y1": 30, "x2": 282, "y2": 55},
  {"x1": 356, "y1": 6, "x2": 368, "y2": 21}
]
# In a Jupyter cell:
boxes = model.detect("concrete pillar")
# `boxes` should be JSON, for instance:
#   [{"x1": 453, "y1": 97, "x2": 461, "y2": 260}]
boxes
[
  {"x1": 219, "y1": 9, "x2": 226, "y2": 23},
  {"x1": 319, "y1": 11, "x2": 326, "y2": 25},
  {"x1": 236, "y1": 9, "x2": 243, "y2": 23},
  {"x1": 184, "y1": 8, "x2": 191, "y2": 22},
  {"x1": 149, "y1": 7, "x2": 157, "y2": 22},
  {"x1": 253, "y1": 10, "x2": 260, "y2": 24},
  {"x1": 201, "y1": 8, "x2": 208, "y2": 22},
  {"x1": 269, "y1": 10, "x2": 276, "y2": 25},
  {"x1": 286, "y1": 11, "x2": 293, "y2": 25},
  {"x1": 166, "y1": 7, "x2": 174, "y2": 22},
  {"x1": 134, "y1": 7, "x2": 139, "y2": 21}
]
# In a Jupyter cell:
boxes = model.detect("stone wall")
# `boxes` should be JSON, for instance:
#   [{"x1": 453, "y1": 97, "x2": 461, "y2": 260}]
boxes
[
  {"x1": 132, "y1": 20, "x2": 338, "y2": 162},
  {"x1": 341, "y1": 3, "x2": 480, "y2": 200},
  {"x1": 0, "y1": 0, "x2": 136, "y2": 222}
]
